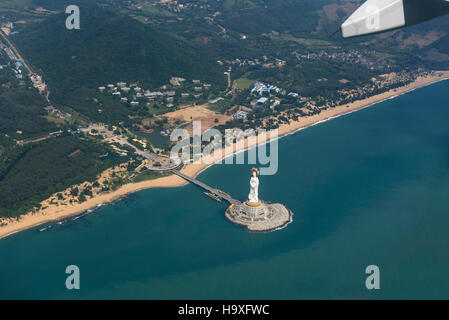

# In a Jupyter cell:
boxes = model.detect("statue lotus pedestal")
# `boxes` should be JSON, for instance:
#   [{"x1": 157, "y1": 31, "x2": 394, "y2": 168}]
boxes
[{"x1": 239, "y1": 201, "x2": 269, "y2": 218}]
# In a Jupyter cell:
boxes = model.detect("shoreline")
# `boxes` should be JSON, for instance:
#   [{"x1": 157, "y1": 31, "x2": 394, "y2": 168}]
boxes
[{"x1": 1, "y1": 70, "x2": 449, "y2": 240}]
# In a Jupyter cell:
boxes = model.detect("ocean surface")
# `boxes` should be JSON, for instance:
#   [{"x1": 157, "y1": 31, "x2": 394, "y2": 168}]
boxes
[{"x1": 1, "y1": 80, "x2": 448, "y2": 299}]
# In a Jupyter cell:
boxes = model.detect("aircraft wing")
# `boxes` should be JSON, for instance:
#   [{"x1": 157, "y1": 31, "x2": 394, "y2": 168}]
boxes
[{"x1": 341, "y1": 0, "x2": 449, "y2": 38}]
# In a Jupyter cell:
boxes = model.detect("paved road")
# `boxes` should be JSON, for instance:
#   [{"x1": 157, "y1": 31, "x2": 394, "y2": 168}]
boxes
[
  {"x1": 81, "y1": 124, "x2": 179, "y2": 170},
  {"x1": 17, "y1": 131, "x2": 63, "y2": 146},
  {"x1": 0, "y1": 30, "x2": 33, "y2": 74}
]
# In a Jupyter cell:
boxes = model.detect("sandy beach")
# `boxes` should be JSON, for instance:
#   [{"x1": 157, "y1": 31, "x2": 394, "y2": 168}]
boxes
[{"x1": 1, "y1": 70, "x2": 449, "y2": 240}]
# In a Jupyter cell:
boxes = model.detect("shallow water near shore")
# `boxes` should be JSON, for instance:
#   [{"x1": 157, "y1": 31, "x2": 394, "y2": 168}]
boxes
[{"x1": 1, "y1": 80, "x2": 448, "y2": 299}]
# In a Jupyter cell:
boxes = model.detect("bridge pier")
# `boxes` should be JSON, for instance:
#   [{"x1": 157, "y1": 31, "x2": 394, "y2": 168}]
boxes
[
  {"x1": 170, "y1": 170, "x2": 241, "y2": 205},
  {"x1": 170, "y1": 169, "x2": 292, "y2": 232}
]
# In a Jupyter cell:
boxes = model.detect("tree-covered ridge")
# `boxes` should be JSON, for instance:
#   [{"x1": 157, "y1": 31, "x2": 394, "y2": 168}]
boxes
[
  {"x1": 0, "y1": 134, "x2": 24, "y2": 182},
  {"x1": 30, "y1": 0, "x2": 100, "y2": 11},
  {"x1": 14, "y1": 5, "x2": 225, "y2": 106},
  {"x1": 0, "y1": 86, "x2": 57, "y2": 139},
  {"x1": 0, "y1": 135, "x2": 125, "y2": 218},
  {"x1": 217, "y1": 0, "x2": 329, "y2": 35},
  {"x1": 0, "y1": 80, "x2": 131, "y2": 219}
]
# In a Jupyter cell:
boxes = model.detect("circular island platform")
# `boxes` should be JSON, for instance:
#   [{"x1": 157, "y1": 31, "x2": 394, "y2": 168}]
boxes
[{"x1": 225, "y1": 201, "x2": 292, "y2": 233}]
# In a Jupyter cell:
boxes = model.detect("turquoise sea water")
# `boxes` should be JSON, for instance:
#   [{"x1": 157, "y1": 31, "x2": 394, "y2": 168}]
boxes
[{"x1": 0, "y1": 80, "x2": 448, "y2": 299}]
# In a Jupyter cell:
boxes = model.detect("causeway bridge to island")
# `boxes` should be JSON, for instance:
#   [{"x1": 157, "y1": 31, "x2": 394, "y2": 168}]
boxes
[{"x1": 170, "y1": 169, "x2": 241, "y2": 206}]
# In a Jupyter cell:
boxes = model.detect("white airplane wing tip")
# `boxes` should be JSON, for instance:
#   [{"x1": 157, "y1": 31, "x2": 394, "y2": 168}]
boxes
[
  {"x1": 342, "y1": 0, "x2": 449, "y2": 38},
  {"x1": 341, "y1": 0, "x2": 406, "y2": 38}
]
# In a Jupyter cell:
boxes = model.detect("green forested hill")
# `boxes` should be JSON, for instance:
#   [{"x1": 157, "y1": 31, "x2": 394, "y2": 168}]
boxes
[
  {"x1": 31, "y1": 0, "x2": 100, "y2": 11},
  {"x1": 0, "y1": 79, "x2": 128, "y2": 219},
  {"x1": 218, "y1": 0, "x2": 329, "y2": 35},
  {"x1": 0, "y1": 87, "x2": 57, "y2": 139},
  {"x1": 13, "y1": 5, "x2": 225, "y2": 110},
  {"x1": 0, "y1": 135, "x2": 124, "y2": 218}
]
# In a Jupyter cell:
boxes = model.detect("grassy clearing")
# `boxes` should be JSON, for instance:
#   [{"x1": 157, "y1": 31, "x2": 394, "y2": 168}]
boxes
[
  {"x1": 279, "y1": 33, "x2": 332, "y2": 47},
  {"x1": 235, "y1": 78, "x2": 254, "y2": 89},
  {"x1": 146, "y1": 102, "x2": 171, "y2": 116},
  {"x1": 138, "y1": 2, "x2": 174, "y2": 17},
  {"x1": 207, "y1": 98, "x2": 233, "y2": 114},
  {"x1": 133, "y1": 169, "x2": 168, "y2": 183}
]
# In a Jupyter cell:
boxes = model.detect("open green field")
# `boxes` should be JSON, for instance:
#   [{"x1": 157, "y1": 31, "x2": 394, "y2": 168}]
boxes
[
  {"x1": 278, "y1": 33, "x2": 333, "y2": 48},
  {"x1": 223, "y1": 0, "x2": 256, "y2": 11},
  {"x1": 146, "y1": 102, "x2": 171, "y2": 116},
  {"x1": 136, "y1": 1, "x2": 174, "y2": 17},
  {"x1": 235, "y1": 78, "x2": 255, "y2": 89},
  {"x1": 133, "y1": 168, "x2": 168, "y2": 183},
  {"x1": 207, "y1": 98, "x2": 233, "y2": 114}
]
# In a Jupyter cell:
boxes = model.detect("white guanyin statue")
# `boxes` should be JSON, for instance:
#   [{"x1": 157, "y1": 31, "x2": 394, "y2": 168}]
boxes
[{"x1": 248, "y1": 168, "x2": 259, "y2": 203}]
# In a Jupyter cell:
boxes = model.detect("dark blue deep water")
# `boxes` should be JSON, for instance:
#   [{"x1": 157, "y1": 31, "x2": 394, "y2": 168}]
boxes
[{"x1": 1, "y1": 80, "x2": 448, "y2": 299}]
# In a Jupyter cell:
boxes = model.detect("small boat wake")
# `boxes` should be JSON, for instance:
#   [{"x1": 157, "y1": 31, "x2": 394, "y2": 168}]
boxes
[
  {"x1": 38, "y1": 225, "x2": 52, "y2": 232},
  {"x1": 37, "y1": 203, "x2": 107, "y2": 233}
]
